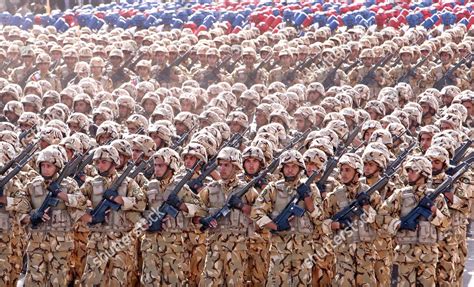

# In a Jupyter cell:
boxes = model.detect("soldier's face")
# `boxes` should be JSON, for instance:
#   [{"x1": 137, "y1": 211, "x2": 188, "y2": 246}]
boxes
[
  {"x1": 440, "y1": 52, "x2": 450, "y2": 64},
  {"x1": 150, "y1": 133, "x2": 163, "y2": 149},
  {"x1": 68, "y1": 122, "x2": 80, "y2": 134},
  {"x1": 439, "y1": 122, "x2": 454, "y2": 131},
  {"x1": 207, "y1": 55, "x2": 218, "y2": 65},
  {"x1": 181, "y1": 100, "x2": 193, "y2": 112},
  {"x1": 363, "y1": 161, "x2": 380, "y2": 178},
  {"x1": 430, "y1": 158, "x2": 444, "y2": 175},
  {"x1": 65, "y1": 57, "x2": 77, "y2": 66},
  {"x1": 255, "y1": 111, "x2": 267, "y2": 127},
  {"x1": 40, "y1": 162, "x2": 57, "y2": 178},
  {"x1": 91, "y1": 66, "x2": 102, "y2": 75},
  {"x1": 282, "y1": 163, "x2": 300, "y2": 179},
  {"x1": 96, "y1": 159, "x2": 114, "y2": 174},
  {"x1": 175, "y1": 122, "x2": 187, "y2": 136},
  {"x1": 4, "y1": 111, "x2": 19, "y2": 124},
  {"x1": 243, "y1": 158, "x2": 261, "y2": 176},
  {"x1": 184, "y1": 154, "x2": 199, "y2": 169},
  {"x1": 229, "y1": 122, "x2": 243, "y2": 134},
  {"x1": 143, "y1": 100, "x2": 156, "y2": 114},
  {"x1": 118, "y1": 105, "x2": 131, "y2": 119},
  {"x1": 218, "y1": 160, "x2": 236, "y2": 180},
  {"x1": 401, "y1": 53, "x2": 411, "y2": 64},
  {"x1": 154, "y1": 158, "x2": 169, "y2": 179},
  {"x1": 132, "y1": 145, "x2": 142, "y2": 161},
  {"x1": 295, "y1": 116, "x2": 306, "y2": 132},
  {"x1": 420, "y1": 133, "x2": 433, "y2": 151},
  {"x1": 462, "y1": 101, "x2": 473, "y2": 116},
  {"x1": 305, "y1": 162, "x2": 318, "y2": 177},
  {"x1": 243, "y1": 55, "x2": 253, "y2": 66},
  {"x1": 23, "y1": 56, "x2": 33, "y2": 65},
  {"x1": 339, "y1": 164, "x2": 357, "y2": 184},
  {"x1": 406, "y1": 168, "x2": 423, "y2": 186},
  {"x1": 363, "y1": 128, "x2": 375, "y2": 142},
  {"x1": 74, "y1": 101, "x2": 89, "y2": 113}
]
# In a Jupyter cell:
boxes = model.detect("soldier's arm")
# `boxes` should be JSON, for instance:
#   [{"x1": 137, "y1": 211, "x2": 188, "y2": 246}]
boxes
[
  {"x1": 446, "y1": 178, "x2": 471, "y2": 215},
  {"x1": 3, "y1": 178, "x2": 30, "y2": 215},
  {"x1": 119, "y1": 179, "x2": 146, "y2": 212},
  {"x1": 250, "y1": 183, "x2": 275, "y2": 229},
  {"x1": 307, "y1": 184, "x2": 324, "y2": 225},
  {"x1": 241, "y1": 187, "x2": 258, "y2": 216},
  {"x1": 430, "y1": 193, "x2": 450, "y2": 229},
  {"x1": 178, "y1": 185, "x2": 207, "y2": 217},
  {"x1": 377, "y1": 189, "x2": 403, "y2": 236}
]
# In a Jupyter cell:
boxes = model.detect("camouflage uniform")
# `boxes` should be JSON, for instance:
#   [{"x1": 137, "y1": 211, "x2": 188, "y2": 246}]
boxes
[
  {"x1": 23, "y1": 148, "x2": 86, "y2": 286},
  {"x1": 80, "y1": 146, "x2": 146, "y2": 286},
  {"x1": 140, "y1": 148, "x2": 205, "y2": 286},
  {"x1": 378, "y1": 157, "x2": 450, "y2": 286},
  {"x1": 322, "y1": 153, "x2": 382, "y2": 287},
  {"x1": 0, "y1": 176, "x2": 29, "y2": 287}
]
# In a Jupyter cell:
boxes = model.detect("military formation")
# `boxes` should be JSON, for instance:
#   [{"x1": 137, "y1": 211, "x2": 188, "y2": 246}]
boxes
[{"x1": 0, "y1": 20, "x2": 472, "y2": 287}]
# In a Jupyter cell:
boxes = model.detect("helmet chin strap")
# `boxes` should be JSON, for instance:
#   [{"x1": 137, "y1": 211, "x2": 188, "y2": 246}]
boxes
[{"x1": 98, "y1": 164, "x2": 114, "y2": 177}]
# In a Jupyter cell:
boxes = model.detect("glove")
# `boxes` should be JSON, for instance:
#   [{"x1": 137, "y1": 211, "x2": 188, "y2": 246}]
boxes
[
  {"x1": 103, "y1": 189, "x2": 118, "y2": 200},
  {"x1": 357, "y1": 192, "x2": 370, "y2": 206},
  {"x1": 188, "y1": 179, "x2": 203, "y2": 194},
  {"x1": 47, "y1": 181, "x2": 61, "y2": 197},
  {"x1": 166, "y1": 193, "x2": 182, "y2": 209},
  {"x1": 199, "y1": 216, "x2": 213, "y2": 229},
  {"x1": 296, "y1": 184, "x2": 311, "y2": 200},
  {"x1": 254, "y1": 177, "x2": 268, "y2": 190},
  {"x1": 228, "y1": 195, "x2": 243, "y2": 210}
]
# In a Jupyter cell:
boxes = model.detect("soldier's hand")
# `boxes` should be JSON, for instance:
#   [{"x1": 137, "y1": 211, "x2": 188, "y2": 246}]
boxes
[
  {"x1": 199, "y1": 216, "x2": 217, "y2": 229},
  {"x1": 254, "y1": 177, "x2": 268, "y2": 190},
  {"x1": 188, "y1": 179, "x2": 203, "y2": 194},
  {"x1": 444, "y1": 191, "x2": 454, "y2": 203},
  {"x1": 331, "y1": 221, "x2": 341, "y2": 231},
  {"x1": 80, "y1": 213, "x2": 92, "y2": 223},
  {"x1": 103, "y1": 189, "x2": 118, "y2": 200},
  {"x1": 430, "y1": 205, "x2": 437, "y2": 214}
]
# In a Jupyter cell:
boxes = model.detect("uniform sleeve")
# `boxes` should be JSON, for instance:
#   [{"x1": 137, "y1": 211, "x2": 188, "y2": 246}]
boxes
[
  {"x1": 449, "y1": 175, "x2": 472, "y2": 215},
  {"x1": 308, "y1": 184, "x2": 324, "y2": 226},
  {"x1": 65, "y1": 179, "x2": 87, "y2": 223},
  {"x1": 121, "y1": 179, "x2": 146, "y2": 212},
  {"x1": 198, "y1": 187, "x2": 210, "y2": 209},
  {"x1": 377, "y1": 189, "x2": 403, "y2": 236},
  {"x1": 5, "y1": 178, "x2": 30, "y2": 215},
  {"x1": 430, "y1": 193, "x2": 450, "y2": 229},
  {"x1": 179, "y1": 185, "x2": 207, "y2": 217},
  {"x1": 250, "y1": 183, "x2": 275, "y2": 228}
]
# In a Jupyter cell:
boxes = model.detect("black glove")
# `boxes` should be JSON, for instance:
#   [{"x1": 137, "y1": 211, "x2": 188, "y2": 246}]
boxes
[
  {"x1": 228, "y1": 195, "x2": 243, "y2": 210},
  {"x1": 47, "y1": 181, "x2": 62, "y2": 197},
  {"x1": 199, "y1": 216, "x2": 213, "y2": 229},
  {"x1": 74, "y1": 173, "x2": 85, "y2": 187},
  {"x1": 166, "y1": 193, "x2": 182, "y2": 209},
  {"x1": 254, "y1": 177, "x2": 268, "y2": 190},
  {"x1": 103, "y1": 189, "x2": 118, "y2": 200},
  {"x1": 357, "y1": 192, "x2": 370, "y2": 206},
  {"x1": 296, "y1": 184, "x2": 311, "y2": 200},
  {"x1": 188, "y1": 179, "x2": 203, "y2": 194}
]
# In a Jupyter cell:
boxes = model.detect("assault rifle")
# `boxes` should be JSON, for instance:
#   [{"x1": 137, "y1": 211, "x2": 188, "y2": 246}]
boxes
[
  {"x1": 281, "y1": 59, "x2": 309, "y2": 86},
  {"x1": 88, "y1": 160, "x2": 136, "y2": 225},
  {"x1": 447, "y1": 152, "x2": 474, "y2": 176},
  {"x1": 317, "y1": 125, "x2": 362, "y2": 189},
  {"x1": 147, "y1": 160, "x2": 203, "y2": 232},
  {"x1": 396, "y1": 57, "x2": 428, "y2": 84},
  {"x1": 244, "y1": 55, "x2": 272, "y2": 87},
  {"x1": 360, "y1": 53, "x2": 393, "y2": 85},
  {"x1": 187, "y1": 127, "x2": 250, "y2": 193},
  {"x1": 271, "y1": 169, "x2": 320, "y2": 232},
  {"x1": 322, "y1": 54, "x2": 351, "y2": 89},
  {"x1": 128, "y1": 53, "x2": 146, "y2": 74},
  {"x1": 155, "y1": 49, "x2": 191, "y2": 82},
  {"x1": 450, "y1": 139, "x2": 472, "y2": 166},
  {"x1": 0, "y1": 152, "x2": 35, "y2": 207},
  {"x1": 200, "y1": 56, "x2": 232, "y2": 88},
  {"x1": 0, "y1": 141, "x2": 39, "y2": 176},
  {"x1": 199, "y1": 159, "x2": 278, "y2": 232},
  {"x1": 433, "y1": 53, "x2": 474, "y2": 90},
  {"x1": 343, "y1": 59, "x2": 360, "y2": 73},
  {"x1": 399, "y1": 160, "x2": 472, "y2": 231},
  {"x1": 18, "y1": 124, "x2": 37, "y2": 141},
  {"x1": 30, "y1": 153, "x2": 83, "y2": 228},
  {"x1": 19, "y1": 66, "x2": 38, "y2": 88},
  {"x1": 331, "y1": 141, "x2": 415, "y2": 227},
  {"x1": 170, "y1": 124, "x2": 196, "y2": 150}
]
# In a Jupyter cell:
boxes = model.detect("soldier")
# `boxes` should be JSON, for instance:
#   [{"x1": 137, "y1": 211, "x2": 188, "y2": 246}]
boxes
[
  {"x1": 193, "y1": 48, "x2": 228, "y2": 89},
  {"x1": 56, "y1": 49, "x2": 79, "y2": 89},
  {"x1": 107, "y1": 49, "x2": 133, "y2": 89},
  {"x1": 140, "y1": 148, "x2": 205, "y2": 286},
  {"x1": 251, "y1": 150, "x2": 322, "y2": 286},
  {"x1": 151, "y1": 46, "x2": 182, "y2": 88},
  {"x1": 231, "y1": 47, "x2": 267, "y2": 87},
  {"x1": 388, "y1": 46, "x2": 426, "y2": 95},
  {"x1": 426, "y1": 146, "x2": 471, "y2": 286},
  {"x1": 9, "y1": 46, "x2": 35, "y2": 85},
  {"x1": 268, "y1": 49, "x2": 302, "y2": 86},
  {"x1": 0, "y1": 143, "x2": 30, "y2": 287},
  {"x1": 361, "y1": 146, "x2": 397, "y2": 286},
  {"x1": 428, "y1": 46, "x2": 467, "y2": 90},
  {"x1": 348, "y1": 49, "x2": 387, "y2": 97},
  {"x1": 378, "y1": 156, "x2": 450, "y2": 286},
  {"x1": 198, "y1": 147, "x2": 258, "y2": 286},
  {"x1": 239, "y1": 146, "x2": 271, "y2": 286},
  {"x1": 22, "y1": 146, "x2": 86, "y2": 286},
  {"x1": 90, "y1": 57, "x2": 113, "y2": 92},
  {"x1": 322, "y1": 153, "x2": 381, "y2": 286},
  {"x1": 79, "y1": 145, "x2": 146, "y2": 286}
]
